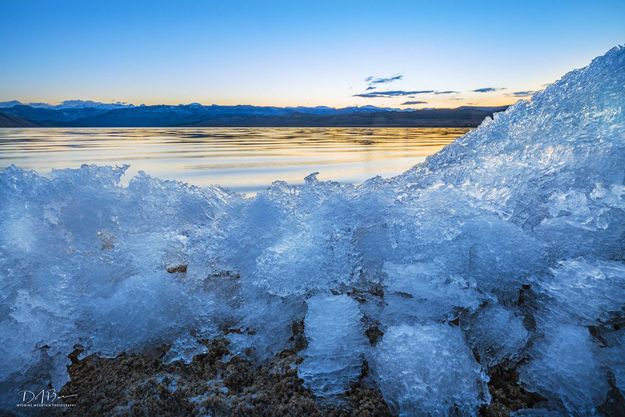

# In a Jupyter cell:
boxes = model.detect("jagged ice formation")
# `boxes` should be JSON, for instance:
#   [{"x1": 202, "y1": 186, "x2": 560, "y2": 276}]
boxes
[{"x1": 1, "y1": 46, "x2": 625, "y2": 415}]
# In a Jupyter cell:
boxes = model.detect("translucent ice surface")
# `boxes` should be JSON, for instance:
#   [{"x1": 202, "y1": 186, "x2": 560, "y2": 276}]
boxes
[
  {"x1": 466, "y1": 304, "x2": 529, "y2": 367},
  {"x1": 298, "y1": 294, "x2": 366, "y2": 397},
  {"x1": 374, "y1": 324, "x2": 489, "y2": 416},
  {"x1": 519, "y1": 324, "x2": 609, "y2": 414},
  {"x1": 1, "y1": 46, "x2": 625, "y2": 415}
]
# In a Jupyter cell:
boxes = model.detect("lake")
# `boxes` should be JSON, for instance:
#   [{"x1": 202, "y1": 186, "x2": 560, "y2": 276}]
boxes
[{"x1": 0, "y1": 127, "x2": 469, "y2": 193}]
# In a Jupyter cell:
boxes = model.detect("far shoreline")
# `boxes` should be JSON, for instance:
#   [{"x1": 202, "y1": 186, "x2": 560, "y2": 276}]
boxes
[
  {"x1": 0, "y1": 124, "x2": 478, "y2": 128},
  {"x1": 0, "y1": 104, "x2": 507, "y2": 128}
]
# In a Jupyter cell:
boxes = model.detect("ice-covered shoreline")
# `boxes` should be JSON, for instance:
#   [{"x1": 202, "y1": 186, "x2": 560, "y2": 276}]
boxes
[{"x1": 1, "y1": 46, "x2": 625, "y2": 416}]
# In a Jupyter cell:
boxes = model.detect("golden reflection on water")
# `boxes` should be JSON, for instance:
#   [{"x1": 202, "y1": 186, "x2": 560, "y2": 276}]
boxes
[{"x1": 0, "y1": 127, "x2": 469, "y2": 193}]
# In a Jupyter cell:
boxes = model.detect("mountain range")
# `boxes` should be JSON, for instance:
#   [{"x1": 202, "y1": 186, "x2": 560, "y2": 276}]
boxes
[{"x1": 0, "y1": 100, "x2": 508, "y2": 128}]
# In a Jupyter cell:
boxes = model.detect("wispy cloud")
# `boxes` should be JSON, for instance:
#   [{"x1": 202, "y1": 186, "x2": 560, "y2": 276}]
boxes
[
  {"x1": 471, "y1": 87, "x2": 505, "y2": 93},
  {"x1": 401, "y1": 100, "x2": 428, "y2": 105},
  {"x1": 365, "y1": 74, "x2": 403, "y2": 85},
  {"x1": 354, "y1": 87, "x2": 461, "y2": 99},
  {"x1": 511, "y1": 90, "x2": 536, "y2": 97},
  {"x1": 353, "y1": 90, "x2": 433, "y2": 98}
]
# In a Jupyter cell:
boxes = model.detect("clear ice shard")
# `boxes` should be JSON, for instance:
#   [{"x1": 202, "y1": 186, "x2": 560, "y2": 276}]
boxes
[
  {"x1": 298, "y1": 294, "x2": 366, "y2": 398},
  {"x1": 1, "y1": 45, "x2": 625, "y2": 415},
  {"x1": 373, "y1": 324, "x2": 489, "y2": 416},
  {"x1": 519, "y1": 324, "x2": 609, "y2": 415},
  {"x1": 466, "y1": 304, "x2": 529, "y2": 367}
]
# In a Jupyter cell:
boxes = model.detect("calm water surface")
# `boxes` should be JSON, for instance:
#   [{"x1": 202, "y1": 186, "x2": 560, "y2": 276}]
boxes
[{"x1": 0, "y1": 127, "x2": 468, "y2": 193}]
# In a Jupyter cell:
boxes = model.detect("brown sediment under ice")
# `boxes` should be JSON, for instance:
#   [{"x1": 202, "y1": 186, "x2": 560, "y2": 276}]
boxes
[
  {"x1": 55, "y1": 324, "x2": 392, "y2": 417},
  {"x1": 46, "y1": 322, "x2": 588, "y2": 417}
]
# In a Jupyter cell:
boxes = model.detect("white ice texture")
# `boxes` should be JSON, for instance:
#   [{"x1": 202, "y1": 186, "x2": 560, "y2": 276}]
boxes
[
  {"x1": 298, "y1": 294, "x2": 366, "y2": 398},
  {"x1": 1, "y1": 46, "x2": 625, "y2": 415},
  {"x1": 374, "y1": 324, "x2": 489, "y2": 416}
]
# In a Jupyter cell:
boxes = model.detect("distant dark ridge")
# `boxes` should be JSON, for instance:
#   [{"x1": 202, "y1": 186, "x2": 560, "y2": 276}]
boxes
[
  {"x1": 0, "y1": 112, "x2": 37, "y2": 127},
  {"x1": 0, "y1": 104, "x2": 509, "y2": 128}
]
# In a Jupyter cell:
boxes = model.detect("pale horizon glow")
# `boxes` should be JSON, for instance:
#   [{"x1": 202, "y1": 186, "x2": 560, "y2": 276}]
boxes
[{"x1": 1, "y1": 0, "x2": 624, "y2": 109}]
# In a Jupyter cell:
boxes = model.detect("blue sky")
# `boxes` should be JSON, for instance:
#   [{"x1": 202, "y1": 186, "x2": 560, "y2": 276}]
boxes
[{"x1": 1, "y1": 0, "x2": 624, "y2": 108}]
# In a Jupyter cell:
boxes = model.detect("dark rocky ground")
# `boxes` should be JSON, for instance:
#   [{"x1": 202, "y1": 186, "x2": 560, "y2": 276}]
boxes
[
  {"x1": 3, "y1": 282, "x2": 623, "y2": 417},
  {"x1": 4, "y1": 325, "x2": 624, "y2": 416},
  {"x1": 0, "y1": 322, "x2": 566, "y2": 417},
  {"x1": 54, "y1": 320, "x2": 392, "y2": 417}
]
